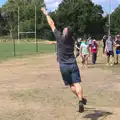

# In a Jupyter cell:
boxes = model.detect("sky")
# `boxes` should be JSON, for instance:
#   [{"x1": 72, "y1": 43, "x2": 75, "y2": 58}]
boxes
[
  {"x1": 0, "y1": 0, "x2": 120, "y2": 14},
  {"x1": 44, "y1": 0, "x2": 120, "y2": 14}
]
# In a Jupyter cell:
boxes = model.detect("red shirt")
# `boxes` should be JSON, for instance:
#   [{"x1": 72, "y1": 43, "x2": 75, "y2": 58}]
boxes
[{"x1": 91, "y1": 42, "x2": 98, "y2": 53}]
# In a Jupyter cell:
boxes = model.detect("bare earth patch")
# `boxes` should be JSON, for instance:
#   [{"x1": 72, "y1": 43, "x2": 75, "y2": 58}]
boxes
[{"x1": 0, "y1": 53, "x2": 120, "y2": 120}]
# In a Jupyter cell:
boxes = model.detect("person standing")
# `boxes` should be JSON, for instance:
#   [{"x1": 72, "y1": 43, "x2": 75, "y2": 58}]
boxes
[
  {"x1": 114, "y1": 35, "x2": 120, "y2": 64},
  {"x1": 41, "y1": 7, "x2": 87, "y2": 113},
  {"x1": 102, "y1": 35, "x2": 107, "y2": 54},
  {"x1": 91, "y1": 39, "x2": 98, "y2": 64},
  {"x1": 88, "y1": 37, "x2": 92, "y2": 47},
  {"x1": 76, "y1": 38, "x2": 82, "y2": 58},
  {"x1": 80, "y1": 39, "x2": 90, "y2": 68},
  {"x1": 105, "y1": 36, "x2": 114, "y2": 66}
]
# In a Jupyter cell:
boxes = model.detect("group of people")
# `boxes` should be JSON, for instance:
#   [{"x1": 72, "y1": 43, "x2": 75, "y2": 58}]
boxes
[
  {"x1": 102, "y1": 35, "x2": 120, "y2": 66},
  {"x1": 75, "y1": 34, "x2": 120, "y2": 67},
  {"x1": 41, "y1": 7, "x2": 120, "y2": 114},
  {"x1": 76, "y1": 37, "x2": 98, "y2": 68}
]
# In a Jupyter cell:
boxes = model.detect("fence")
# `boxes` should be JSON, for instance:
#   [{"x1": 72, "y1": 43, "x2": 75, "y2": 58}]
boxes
[{"x1": 0, "y1": 38, "x2": 56, "y2": 61}]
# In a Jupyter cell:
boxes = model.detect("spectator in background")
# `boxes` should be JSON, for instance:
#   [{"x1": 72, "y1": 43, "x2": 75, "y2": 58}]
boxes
[
  {"x1": 91, "y1": 39, "x2": 98, "y2": 64},
  {"x1": 88, "y1": 37, "x2": 92, "y2": 47},
  {"x1": 114, "y1": 35, "x2": 120, "y2": 64},
  {"x1": 105, "y1": 36, "x2": 114, "y2": 66},
  {"x1": 102, "y1": 35, "x2": 107, "y2": 54},
  {"x1": 80, "y1": 39, "x2": 90, "y2": 68},
  {"x1": 76, "y1": 38, "x2": 82, "y2": 58}
]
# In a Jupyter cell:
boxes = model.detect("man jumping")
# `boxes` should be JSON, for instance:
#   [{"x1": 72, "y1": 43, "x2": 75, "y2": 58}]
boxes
[{"x1": 41, "y1": 7, "x2": 87, "y2": 113}]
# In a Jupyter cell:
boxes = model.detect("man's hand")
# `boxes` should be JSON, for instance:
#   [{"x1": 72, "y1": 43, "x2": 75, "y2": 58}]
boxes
[
  {"x1": 116, "y1": 44, "x2": 120, "y2": 47},
  {"x1": 41, "y1": 7, "x2": 47, "y2": 15},
  {"x1": 41, "y1": 7, "x2": 55, "y2": 32},
  {"x1": 80, "y1": 53, "x2": 82, "y2": 57},
  {"x1": 76, "y1": 45, "x2": 80, "y2": 50}
]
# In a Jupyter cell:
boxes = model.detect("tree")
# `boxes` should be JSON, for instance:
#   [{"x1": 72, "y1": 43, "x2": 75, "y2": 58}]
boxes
[
  {"x1": 111, "y1": 5, "x2": 120, "y2": 35},
  {"x1": 51, "y1": 0, "x2": 105, "y2": 39},
  {"x1": 1, "y1": 0, "x2": 44, "y2": 39},
  {"x1": 0, "y1": 8, "x2": 6, "y2": 36},
  {"x1": 0, "y1": 0, "x2": 106, "y2": 40}
]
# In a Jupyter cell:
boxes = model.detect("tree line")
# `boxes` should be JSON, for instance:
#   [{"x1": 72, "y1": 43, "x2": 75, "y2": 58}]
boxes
[{"x1": 0, "y1": 0, "x2": 120, "y2": 40}]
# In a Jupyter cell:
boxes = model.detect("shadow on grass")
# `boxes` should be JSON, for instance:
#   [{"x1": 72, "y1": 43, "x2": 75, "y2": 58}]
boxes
[{"x1": 83, "y1": 108, "x2": 113, "y2": 120}]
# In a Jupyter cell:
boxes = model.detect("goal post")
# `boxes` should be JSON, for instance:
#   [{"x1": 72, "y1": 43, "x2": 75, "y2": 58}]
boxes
[{"x1": 17, "y1": 5, "x2": 38, "y2": 52}]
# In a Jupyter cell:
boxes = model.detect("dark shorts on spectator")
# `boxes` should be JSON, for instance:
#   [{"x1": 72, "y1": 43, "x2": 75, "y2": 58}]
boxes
[
  {"x1": 116, "y1": 50, "x2": 120, "y2": 55},
  {"x1": 107, "y1": 51, "x2": 114, "y2": 57}
]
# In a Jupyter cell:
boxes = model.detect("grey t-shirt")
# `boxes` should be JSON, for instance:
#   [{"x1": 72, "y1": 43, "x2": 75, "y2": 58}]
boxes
[
  {"x1": 53, "y1": 28, "x2": 76, "y2": 64},
  {"x1": 106, "y1": 39, "x2": 114, "y2": 51}
]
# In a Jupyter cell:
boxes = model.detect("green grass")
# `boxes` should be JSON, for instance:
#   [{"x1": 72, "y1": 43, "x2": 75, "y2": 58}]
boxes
[
  {"x1": 0, "y1": 41, "x2": 109, "y2": 62},
  {"x1": 0, "y1": 42, "x2": 55, "y2": 61}
]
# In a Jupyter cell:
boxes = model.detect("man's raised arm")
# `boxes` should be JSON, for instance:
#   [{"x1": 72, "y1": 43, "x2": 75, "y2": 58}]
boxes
[{"x1": 41, "y1": 7, "x2": 55, "y2": 32}]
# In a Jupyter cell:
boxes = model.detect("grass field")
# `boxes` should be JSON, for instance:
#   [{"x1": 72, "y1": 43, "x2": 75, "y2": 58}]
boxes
[
  {"x1": 0, "y1": 42, "x2": 55, "y2": 61},
  {"x1": 0, "y1": 41, "x2": 120, "y2": 120},
  {"x1": 0, "y1": 51, "x2": 120, "y2": 120},
  {"x1": 0, "y1": 40, "x2": 103, "y2": 61}
]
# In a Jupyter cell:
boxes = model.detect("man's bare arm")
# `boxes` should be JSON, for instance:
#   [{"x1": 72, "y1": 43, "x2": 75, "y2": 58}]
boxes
[
  {"x1": 48, "y1": 41, "x2": 56, "y2": 44},
  {"x1": 76, "y1": 45, "x2": 80, "y2": 50},
  {"x1": 80, "y1": 46, "x2": 82, "y2": 55},
  {"x1": 41, "y1": 7, "x2": 55, "y2": 32}
]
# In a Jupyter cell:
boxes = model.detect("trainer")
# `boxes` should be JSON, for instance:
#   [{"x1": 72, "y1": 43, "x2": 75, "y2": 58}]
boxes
[{"x1": 41, "y1": 7, "x2": 87, "y2": 113}]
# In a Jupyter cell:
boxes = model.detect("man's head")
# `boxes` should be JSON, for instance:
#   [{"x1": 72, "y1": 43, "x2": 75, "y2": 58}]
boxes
[
  {"x1": 103, "y1": 35, "x2": 107, "y2": 39},
  {"x1": 83, "y1": 39, "x2": 87, "y2": 44},
  {"x1": 62, "y1": 26, "x2": 73, "y2": 38},
  {"x1": 77, "y1": 38, "x2": 82, "y2": 42},
  {"x1": 108, "y1": 35, "x2": 112, "y2": 41},
  {"x1": 92, "y1": 39, "x2": 96, "y2": 43},
  {"x1": 116, "y1": 35, "x2": 120, "y2": 39}
]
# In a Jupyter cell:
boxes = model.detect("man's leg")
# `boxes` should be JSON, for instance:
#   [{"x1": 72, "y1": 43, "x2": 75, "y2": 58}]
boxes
[
  {"x1": 70, "y1": 84, "x2": 87, "y2": 105},
  {"x1": 110, "y1": 51, "x2": 114, "y2": 66},
  {"x1": 76, "y1": 50, "x2": 79, "y2": 58},
  {"x1": 81, "y1": 56, "x2": 85, "y2": 67},
  {"x1": 70, "y1": 63, "x2": 87, "y2": 113},
  {"x1": 73, "y1": 83, "x2": 83, "y2": 101},
  {"x1": 70, "y1": 84, "x2": 83, "y2": 100},
  {"x1": 92, "y1": 53, "x2": 95, "y2": 64},
  {"x1": 107, "y1": 56, "x2": 110, "y2": 65},
  {"x1": 95, "y1": 53, "x2": 97, "y2": 64},
  {"x1": 116, "y1": 55, "x2": 118, "y2": 64},
  {"x1": 103, "y1": 47, "x2": 105, "y2": 54},
  {"x1": 85, "y1": 55, "x2": 89, "y2": 67},
  {"x1": 106, "y1": 52, "x2": 110, "y2": 65},
  {"x1": 110, "y1": 56, "x2": 114, "y2": 66},
  {"x1": 70, "y1": 83, "x2": 85, "y2": 113},
  {"x1": 115, "y1": 50, "x2": 119, "y2": 64},
  {"x1": 60, "y1": 63, "x2": 86, "y2": 113},
  {"x1": 71, "y1": 84, "x2": 78, "y2": 97}
]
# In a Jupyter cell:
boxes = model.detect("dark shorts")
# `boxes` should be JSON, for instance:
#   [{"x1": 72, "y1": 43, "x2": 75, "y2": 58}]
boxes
[
  {"x1": 116, "y1": 50, "x2": 120, "y2": 55},
  {"x1": 107, "y1": 51, "x2": 114, "y2": 56},
  {"x1": 60, "y1": 63, "x2": 81, "y2": 86}
]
